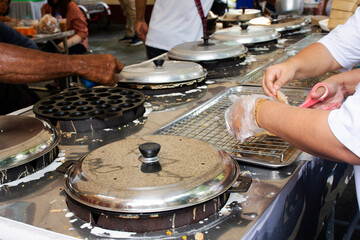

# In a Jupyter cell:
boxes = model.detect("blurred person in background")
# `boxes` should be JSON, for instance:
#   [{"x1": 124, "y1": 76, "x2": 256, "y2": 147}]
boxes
[
  {"x1": 118, "y1": 0, "x2": 142, "y2": 46},
  {"x1": 41, "y1": 0, "x2": 88, "y2": 54},
  {"x1": 41, "y1": 0, "x2": 89, "y2": 89},
  {"x1": 0, "y1": 0, "x2": 19, "y2": 24},
  {"x1": 135, "y1": 0, "x2": 214, "y2": 59}
]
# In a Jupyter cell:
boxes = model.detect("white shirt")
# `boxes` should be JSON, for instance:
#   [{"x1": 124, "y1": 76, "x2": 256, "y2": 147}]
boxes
[
  {"x1": 145, "y1": 0, "x2": 213, "y2": 51},
  {"x1": 318, "y1": 7, "x2": 360, "y2": 70},
  {"x1": 328, "y1": 84, "x2": 360, "y2": 157},
  {"x1": 318, "y1": 7, "x2": 360, "y2": 210},
  {"x1": 318, "y1": 7, "x2": 360, "y2": 158}
]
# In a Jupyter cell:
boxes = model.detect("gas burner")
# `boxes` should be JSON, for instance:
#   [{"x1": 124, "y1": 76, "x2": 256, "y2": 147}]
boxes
[
  {"x1": 200, "y1": 55, "x2": 246, "y2": 79},
  {"x1": 145, "y1": 85, "x2": 208, "y2": 111},
  {"x1": 66, "y1": 192, "x2": 229, "y2": 232},
  {"x1": 0, "y1": 115, "x2": 60, "y2": 184},
  {"x1": 246, "y1": 39, "x2": 279, "y2": 55},
  {"x1": 33, "y1": 87, "x2": 146, "y2": 133}
]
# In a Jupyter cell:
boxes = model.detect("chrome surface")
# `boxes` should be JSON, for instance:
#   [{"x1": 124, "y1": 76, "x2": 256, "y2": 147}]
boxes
[
  {"x1": 118, "y1": 60, "x2": 207, "y2": 84},
  {"x1": 212, "y1": 26, "x2": 281, "y2": 45},
  {"x1": 0, "y1": 115, "x2": 60, "y2": 170},
  {"x1": 285, "y1": 32, "x2": 326, "y2": 54},
  {"x1": 167, "y1": 40, "x2": 248, "y2": 61},
  {"x1": 0, "y1": 28, "x2": 353, "y2": 240},
  {"x1": 65, "y1": 135, "x2": 239, "y2": 212}
]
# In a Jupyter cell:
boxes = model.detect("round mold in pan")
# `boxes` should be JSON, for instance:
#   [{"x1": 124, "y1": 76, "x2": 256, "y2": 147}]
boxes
[{"x1": 33, "y1": 87, "x2": 146, "y2": 133}]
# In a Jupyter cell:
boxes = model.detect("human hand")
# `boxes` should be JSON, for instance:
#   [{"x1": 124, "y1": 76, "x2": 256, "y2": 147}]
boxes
[
  {"x1": 225, "y1": 94, "x2": 272, "y2": 143},
  {"x1": 136, "y1": 21, "x2": 148, "y2": 42},
  {"x1": 262, "y1": 61, "x2": 296, "y2": 98},
  {"x1": 57, "y1": 42, "x2": 64, "y2": 52},
  {"x1": 78, "y1": 54, "x2": 124, "y2": 86},
  {"x1": 306, "y1": 78, "x2": 345, "y2": 110}
]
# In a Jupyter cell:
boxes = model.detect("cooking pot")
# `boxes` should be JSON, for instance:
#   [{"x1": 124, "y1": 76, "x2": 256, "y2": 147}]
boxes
[
  {"x1": 65, "y1": 135, "x2": 239, "y2": 213},
  {"x1": 64, "y1": 135, "x2": 242, "y2": 232},
  {"x1": 0, "y1": 115, "x2": 60, "y2": 184},
  {"x1": 274, "y1": 0, "x2": 304, "y2": 15}
]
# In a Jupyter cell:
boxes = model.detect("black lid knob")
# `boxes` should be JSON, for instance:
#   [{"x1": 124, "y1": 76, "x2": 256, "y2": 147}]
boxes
[
  {"x1": 198, "y1": 36, "x2": 215, "y2": 47},
  {"x1": 141, "y1": 162, "x2": 162, "y2": 173},
  {"x1": 240, "y1": 22, "x2": 249, "y2": 30},
  {"x1": 153, "y1": 59, "x2": 165, "y2": 68},
  {"x1": 139, "y1": 142, "x2": 161, "y2": 158},
  {"x1": 241, "y1": 7, "x2": 246, "y2": 14}
]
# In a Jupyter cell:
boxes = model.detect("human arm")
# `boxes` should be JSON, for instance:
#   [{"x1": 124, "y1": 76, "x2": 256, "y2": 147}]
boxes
[
  {"x1": 0, "y1": 16, "x2": 19, "y2": 23},
  {"x1": 225, "y1": 95, "x2": 360, "y2": 164},
  {"x1": 0, "y1": 43, "x2": 123, "y2": 86},
  {"x1": 135, "y1": 0, "x2": 148, "y2": 42},
  {"x1": 57, "y1": 2, "x2": 88, "y2": 51},
  {"x1": 256, "y1": 100, "x2": 360, "y2": 164},
  {"x1": 262, "y1": 43, "x2": 342, "y2": 98},
  {"x1": 307, "y1": 68, "x2": 360, "y2": 110},
  {"x1": 57, "y1": 34, "x2": 82, "y2": 51}
]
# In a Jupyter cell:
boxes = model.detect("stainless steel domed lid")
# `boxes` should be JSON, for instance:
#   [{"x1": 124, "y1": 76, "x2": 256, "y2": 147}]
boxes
[
  {"x1": 211, "y1": 25, "x2": 281, "y2": 45},
  {"x1": 64, "y1": 135, "x2": 239, "y2": 213},
  {"x1": 249, "y1": 17, "x2": 306, "y2": 33},
  {"x1": 118, "y1": 59, "x2": 207, "y2": 84},
  {"x1": 0, "y1": 115, "x2": 60, "y2": 170},
  {"x1": 167, "y1": 38, "x2": 248, "y2": 61},
  {"x1": 220, "y1": 8, "x2": 261, "y2": 22}
]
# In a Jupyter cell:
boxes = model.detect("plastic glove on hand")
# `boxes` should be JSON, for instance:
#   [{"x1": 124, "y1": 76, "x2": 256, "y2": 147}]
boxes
[{"x1": 225, "y1": 94, "x2": 272, "y2": 143}]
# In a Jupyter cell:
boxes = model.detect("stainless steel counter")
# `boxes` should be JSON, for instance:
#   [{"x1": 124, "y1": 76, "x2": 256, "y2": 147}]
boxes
[{"x1": 0, "y1": 30, "x2": 353, "y2": 240}]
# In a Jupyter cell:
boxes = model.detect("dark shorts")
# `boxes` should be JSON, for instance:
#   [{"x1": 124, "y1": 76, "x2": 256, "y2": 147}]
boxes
[{"x1": 145, "y1": 45, "x2": 168, "y2": 59}]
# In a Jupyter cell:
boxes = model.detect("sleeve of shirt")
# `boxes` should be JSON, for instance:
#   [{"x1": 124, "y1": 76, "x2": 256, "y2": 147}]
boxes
[
  {"x1": 0, "y1": 22, "x2": 38, "y2": 50},
  {"x1": 318, "y1": 7, "x2": 360, "y2": 70},
  {"x1": 328, "y1": 83, "x2": 360, "y2": 158},
  {"x1": 67, "y1": 2, "x2": 88, "y2": 41}
]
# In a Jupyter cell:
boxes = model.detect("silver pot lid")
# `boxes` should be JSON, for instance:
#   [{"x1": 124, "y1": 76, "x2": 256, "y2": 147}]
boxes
[
  {"x1": 0, "y1": 115, "x2": 60, "y2": 170},
  {"x1": 220, "y1": 9, "x2": 261, "y2": 22},
  {"x1": 249, "y1": 17, "x2": 306, "y2": 32},
  {"x1": 211, "y1": 25, "x2": 281, "y2": 45},
  {"x1": 64, "y1": 135, "x2": 239, "y2": 213},
  {"x1": 167, "y1": 39, "x2": 248, "y2": 61},
  {"x1": 118, "y1": 59, "x2": 207, "y2": 84}
]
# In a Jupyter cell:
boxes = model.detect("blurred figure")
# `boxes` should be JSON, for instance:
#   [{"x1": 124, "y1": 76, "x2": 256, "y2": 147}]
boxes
[
  {"x1": 118, "y1": 0, "x2": 142, "y2": 46},
  {"x1": 41, "y1": 0, "x2": 89, "y2": 89},
  {"x1": 135, "y1": 0, "x2": 214, "y2": 59},
  {"x1": 0, "y1": 0, "x2": 19, "y2": 24},
  {"x1": 41, "y1": 0, "x2": 88, "y2": 54}
]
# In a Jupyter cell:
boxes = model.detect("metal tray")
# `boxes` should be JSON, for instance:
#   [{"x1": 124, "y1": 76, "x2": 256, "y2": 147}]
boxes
[
  {"x1": 284, "y1": 33, "x2": 326, "y2": 54},
  {"x1": 239, "y1": 52, "x2": 338, "y2": 89},
  {"x1": 155, "y1": 86, "x2": 309, "y2": 168}
]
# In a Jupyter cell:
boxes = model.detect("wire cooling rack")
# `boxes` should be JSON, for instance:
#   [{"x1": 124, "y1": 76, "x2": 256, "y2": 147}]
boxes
[{"x1": 155, "y1": 86, "x2": 308, "y2": 168}]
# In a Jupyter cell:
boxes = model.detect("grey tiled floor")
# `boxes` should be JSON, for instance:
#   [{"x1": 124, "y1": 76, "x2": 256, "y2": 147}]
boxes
[{"x1": 88, "y1": 23, "x2": 147, "y2": 66}]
